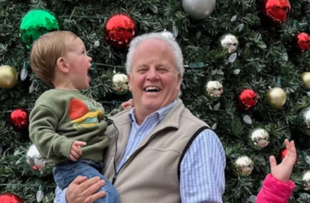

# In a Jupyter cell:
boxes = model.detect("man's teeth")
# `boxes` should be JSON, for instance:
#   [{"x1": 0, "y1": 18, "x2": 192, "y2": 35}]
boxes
[{"x1": 144, "y1": 87, "x2": 160, "y2": 92}]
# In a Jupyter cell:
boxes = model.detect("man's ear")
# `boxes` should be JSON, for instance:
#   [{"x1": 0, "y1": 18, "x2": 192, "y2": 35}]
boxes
[
  {"x1": 127, "y1": 75, "x2": 132, "y2": 92},
  {"x1": 56, "y1": 57, "x2": 69, "y2": 73}
]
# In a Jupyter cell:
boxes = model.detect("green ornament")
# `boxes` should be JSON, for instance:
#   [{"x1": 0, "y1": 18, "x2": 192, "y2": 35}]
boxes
[{"x1": 20, "y1": 9, "x2": 60, "y2": 48}]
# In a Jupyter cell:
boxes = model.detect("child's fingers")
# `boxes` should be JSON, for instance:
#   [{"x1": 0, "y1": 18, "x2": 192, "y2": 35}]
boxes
[
  {"x1": 74, "y1": 141, "x2": 87, "y2": 147},
  {"x1": 71, "y1": 150, "x2": 79, "y2": 159},
  {"x1": 70, "y1": 154, "x2": 77, "y2": 161},
  {"x1": 269, "y1": 155, "x2": 277, "y2": 168}
]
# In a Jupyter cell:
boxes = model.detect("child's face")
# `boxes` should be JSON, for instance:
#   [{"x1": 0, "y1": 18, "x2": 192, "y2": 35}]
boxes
[{"x1": 64, "y1": 37, "x2": 92, "y2": 90}]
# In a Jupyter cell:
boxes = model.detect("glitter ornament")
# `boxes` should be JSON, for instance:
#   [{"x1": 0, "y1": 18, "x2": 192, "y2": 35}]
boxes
[
  {"x1": 0, "y1": 65, "x2": 18, "y2": 89},
  {"x1": 266, "y1": 87, "x2": 286, "y2": 109},
  {"x1": 112, "y1": 73, "x2": 129, "y2": 95},
  {"x1": 303, "y1": 171, "x2": 310, "y2": 191},
  {"x1": 182, "y1": 0, "x2": 216, "y2": 20},
  {"x1": 10, "y1": 108, "x2": 30, "y2": 130},
  {"x1": 234, "y1": 156, "x2": 254, "y2": 176},
  {"x1": 104, "y1": 14, "x2": 137, "y2": 49},
  {"x1": 20, "y1": 9, "x2": 60, "y2": 48},
  {"x1": 206, "y1": 81, "x2": 223, "y2": 98},
  {"x1": 0, "y1": 193, "x2": 24, "y2": 203},
  {"x1": 302, "y1": 72, "x2": 310, "y2": 89},
  {"x1": 250, "y1": 128, "x2": 270, "y2": 149},
  {"x1": 26, "y1": 144, "x2": 49, "y2": 171},
  {"x1": 237, "y1": 89, "x2": 258, "y2": 111},
  {"x1": 220, "y1": 34, "x2": 239, "y2": 53},
  {"x1": 261, "y1": 0, "x2": 290, "y2": 26},
  {"x1": 293, "y1": 32, "x2": 310, "y2": 53}
]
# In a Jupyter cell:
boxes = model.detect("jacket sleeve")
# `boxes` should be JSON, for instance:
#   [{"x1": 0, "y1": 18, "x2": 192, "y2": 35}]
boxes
[{"x1": 256, "y1": 174, "x2": 295, "y2": 203}]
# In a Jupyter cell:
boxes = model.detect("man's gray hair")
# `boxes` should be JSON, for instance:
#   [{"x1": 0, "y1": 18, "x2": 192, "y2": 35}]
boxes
[{"x1": 125, "y1": 32, "x2": 184, "y2": 78}]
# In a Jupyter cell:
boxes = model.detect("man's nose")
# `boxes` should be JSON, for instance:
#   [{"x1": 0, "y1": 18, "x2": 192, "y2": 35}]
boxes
[{"x1": 146, "y1": 69, "x2": 159, "y2": 80}]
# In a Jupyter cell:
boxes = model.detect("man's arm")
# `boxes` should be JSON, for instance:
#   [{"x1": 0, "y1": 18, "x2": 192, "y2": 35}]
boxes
[
  {"x1": 54, "y1": 176, "x2": 106, "y2": 203},
  {"x1": 180, "y1": 129, "x2": 226, "y2": 203}
]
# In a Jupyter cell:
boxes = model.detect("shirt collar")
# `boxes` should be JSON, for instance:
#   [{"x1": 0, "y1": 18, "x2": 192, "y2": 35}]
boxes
[{"x1": 128, "y1": 99, "x2": 177, "y2": 124}]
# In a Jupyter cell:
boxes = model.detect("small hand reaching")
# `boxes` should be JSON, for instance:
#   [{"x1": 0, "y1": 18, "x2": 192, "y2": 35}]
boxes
[
  {"x1": 70, "y1": 141, "x2": 87, "y2": 161},
  {"x1": 270, "y1": 139, "x2": 296, "y2": 182},
  {"x1": 121, "y1": 99, "x2": 134, "y2": 110}
]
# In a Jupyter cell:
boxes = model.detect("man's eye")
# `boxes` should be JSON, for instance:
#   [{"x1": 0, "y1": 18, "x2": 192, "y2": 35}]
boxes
[{"x1": 158, "y1": 68, "x2": 168, "y2": 72}]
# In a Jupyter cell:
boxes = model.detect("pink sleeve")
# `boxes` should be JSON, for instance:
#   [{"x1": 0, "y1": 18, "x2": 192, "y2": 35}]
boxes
[{"x1": 256, "y1": 174, "x2": 295, "y2": 203}]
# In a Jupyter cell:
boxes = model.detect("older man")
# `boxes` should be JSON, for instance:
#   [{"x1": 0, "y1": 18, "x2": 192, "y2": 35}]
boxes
[{"x1": 55, "y1": 33, "x2": 226, "y2": 203}]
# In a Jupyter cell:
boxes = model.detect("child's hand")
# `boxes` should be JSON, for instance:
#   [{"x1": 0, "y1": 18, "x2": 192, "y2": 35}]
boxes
[
  {"x1": 270, "y1": 139, "x2": 296, "y2": 182},
  {"x1": 70, "y1": 141, "x2": 87, "y2": 161},
  {"x1": 121, "y1": 99, "x2": 134, "y2": 110}
]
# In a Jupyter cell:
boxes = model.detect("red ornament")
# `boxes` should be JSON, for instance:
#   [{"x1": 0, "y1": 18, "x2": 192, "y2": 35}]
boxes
[
  {"x1": 0, "y1": 193, "x2": 24, "y2": 203},
  {"x1": 261, "y1": 0, "x2": 290, "y2": 26},
  {"x1": 279, "y1": 148, "x2": 287, "y2": 161},
  {"x1": 237, "y1": 89, "x2": 258, "y2": 111},
  {"x1": 104, "y1": 13, "x2": 137, "y2": 49},
  {"x1": 10, "y1": 108, "x2": 30, "y2": 130},
  {"x1": 293, "y1": 32, "x2": 310, "y2": 52}
]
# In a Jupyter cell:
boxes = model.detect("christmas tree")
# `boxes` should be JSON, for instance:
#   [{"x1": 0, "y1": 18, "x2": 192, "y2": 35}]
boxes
[{"x1": 1, "y1": 0, "x2": 310, "y2": 202}]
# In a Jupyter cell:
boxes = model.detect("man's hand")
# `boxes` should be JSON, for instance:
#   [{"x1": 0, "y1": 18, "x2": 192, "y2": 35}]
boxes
[
  {"x1": 70, "y1": 141, "x2": 86, "y2": 161},
  {"x1": 66, "y1": 176, "x2": 106, "y2": 203},
  {"x1": 270, "y1": 139, "x2": 296, "y2": 182}
]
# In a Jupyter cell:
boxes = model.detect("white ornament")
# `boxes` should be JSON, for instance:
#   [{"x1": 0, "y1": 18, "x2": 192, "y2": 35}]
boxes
[
  {"x1": 220, "y1": 34, "x2": 239, "y2": 53},
  {"x1": 234, "y1": 156, "x2": 254, "y2": 176},
  {"x1": 112, "y1": 73, "x2": 129, "y2": 95},
  {"x1": 303, "y1": 171, "x2": 310, "y2": 191},
  {"x1": 251, "y1": 128, "x2": 269, "y2": 148},
  {"x1": 206, "y1": 81, "x2": 223, "y2": 98}
]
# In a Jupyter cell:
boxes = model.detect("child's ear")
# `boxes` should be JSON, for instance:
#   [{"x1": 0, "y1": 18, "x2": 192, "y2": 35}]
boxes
[{"x1": 56, "y1": 57, "x2": 69, "y2": 73}]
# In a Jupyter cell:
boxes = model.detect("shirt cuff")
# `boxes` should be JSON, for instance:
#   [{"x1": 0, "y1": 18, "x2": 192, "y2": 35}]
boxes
[{"x1": 54, "y1": 186, "x2": 68, "y2": 203}]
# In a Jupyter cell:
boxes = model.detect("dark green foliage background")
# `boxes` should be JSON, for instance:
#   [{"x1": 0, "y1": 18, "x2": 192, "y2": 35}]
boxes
[{"x1": 1, "y1": 0, "x2": 310, "y2": 202}]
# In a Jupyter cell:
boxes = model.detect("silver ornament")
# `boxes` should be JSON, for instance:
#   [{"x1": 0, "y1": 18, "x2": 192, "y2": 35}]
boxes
[
  {"x1": 112, "y1": 73, "x2": 129, "y2": 95},
  {"x1": 182, "y1": 0, "x2": 216, "y2": 20},
  {"x1": 250, "y1": 128, "x2": 269, "y2": 148},
  {"x1": 234, "y1": 156, "x2": 254, "y2": 176},
  {"x1": 303, "y1": 171, "x2": 310, "y2": 191},
  {"x1": 206, "y1": 81, "x2": 223, "y2": 98},
  {"x1": 220, "y1": 34, "x2": 239, "y2": 53},
  {"x1": 26, "y1": 144, "x2": 48, "y2": 171}
]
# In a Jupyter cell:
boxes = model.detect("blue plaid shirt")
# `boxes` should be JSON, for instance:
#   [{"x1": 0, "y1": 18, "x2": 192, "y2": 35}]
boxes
[{"x1": 54, "y1": 100, "x2": 226, "y2": 203}]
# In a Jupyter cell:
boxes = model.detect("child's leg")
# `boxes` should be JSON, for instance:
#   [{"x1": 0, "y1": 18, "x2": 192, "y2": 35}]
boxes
[{"x1": 53, "y1": 160, "x2": 119, "y2": 203}]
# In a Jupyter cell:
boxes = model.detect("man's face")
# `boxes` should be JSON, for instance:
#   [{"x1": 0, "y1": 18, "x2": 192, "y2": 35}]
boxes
[{"x1": 128, "y1": 38, "x2": 181, "y2": 116}]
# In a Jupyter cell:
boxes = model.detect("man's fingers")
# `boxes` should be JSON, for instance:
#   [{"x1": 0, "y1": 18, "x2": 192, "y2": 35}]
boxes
[
  {"x1": 72, "y1": 176, "x2": 88, "y2": 185},
  {"x1": 84, "y1": 191, "x2": 106, "y2": 203}
]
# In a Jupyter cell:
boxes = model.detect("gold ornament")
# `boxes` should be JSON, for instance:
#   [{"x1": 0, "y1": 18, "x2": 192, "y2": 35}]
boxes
[
  {"x1": 234, "y1": 156, "x2": 254, "y2": 176},
  {"x1": 0, "y1": 65, "x2": 18, "y2": 89},
  {"x1": 206, "y1": 81, "x2": 223, "y2": 98},
  {"x1": 303, "y1": 171, "x2": 310, "y2": 191},
  {"x1": 250, "y1": 128, "x2": 269, "y2": 149},
  {"x1": 112, "y1": 73, "x2": 129, "y2": 95},
  {"x1": 266, "y1": 87, "x2": 286, "y2": 109},
  {"x1": 301, "y1": 72, "x2": 310, "y2": 89}
]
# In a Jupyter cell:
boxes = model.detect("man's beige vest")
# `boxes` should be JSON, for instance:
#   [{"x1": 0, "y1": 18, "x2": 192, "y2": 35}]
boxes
[{"x1": 103, "y1": 99, "x2": 209, "y2": 203}]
